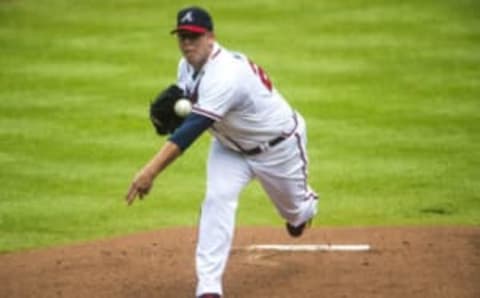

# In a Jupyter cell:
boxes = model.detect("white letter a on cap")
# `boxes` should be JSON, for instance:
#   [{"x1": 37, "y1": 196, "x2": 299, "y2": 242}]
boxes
[{"x1": 181, "y1": 11, "x2": 194, "y2": 23}]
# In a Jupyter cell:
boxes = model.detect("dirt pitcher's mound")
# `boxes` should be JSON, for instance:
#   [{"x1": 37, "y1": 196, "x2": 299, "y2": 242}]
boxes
[{"x1": 1, "y1": 227, "x2": 479, "y2": 298}]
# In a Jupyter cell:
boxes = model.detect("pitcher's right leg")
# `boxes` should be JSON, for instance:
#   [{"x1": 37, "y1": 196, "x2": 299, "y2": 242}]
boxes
[{"x1": 196, "y1": 140, "x2": 252, "y2": 297}]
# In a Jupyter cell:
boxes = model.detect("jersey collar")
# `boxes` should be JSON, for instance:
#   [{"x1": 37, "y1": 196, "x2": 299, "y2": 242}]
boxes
[
  {"x1": 209, "y1": 42, "x2": 222, "y2": 60},
  {"x1": 190, "y1": 42, "x2": 222, "y2": 79}
]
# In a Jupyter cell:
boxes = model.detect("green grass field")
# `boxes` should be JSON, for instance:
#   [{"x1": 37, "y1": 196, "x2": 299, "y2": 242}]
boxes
[{"x1": 1, "y1": 0, "x2": 479, "y2": 253}]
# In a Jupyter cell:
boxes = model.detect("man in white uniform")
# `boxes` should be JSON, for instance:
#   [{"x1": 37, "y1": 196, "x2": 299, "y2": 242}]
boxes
[{"x1": 125, "y1": 6, "x2": 318, "y2": 298}]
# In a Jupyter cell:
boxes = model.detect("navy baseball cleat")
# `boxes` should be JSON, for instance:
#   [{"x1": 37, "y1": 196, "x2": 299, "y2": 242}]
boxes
[
  {"x1": 286, "y1": 219, "x2": 312, "y2": 237},
  {"x1": 198, "y1": 294, "x2": 221, "y2": 298}
]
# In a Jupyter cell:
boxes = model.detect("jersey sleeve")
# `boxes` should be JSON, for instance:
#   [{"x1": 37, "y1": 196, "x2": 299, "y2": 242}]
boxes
[
  {"x1": 168, "y1": 113, "x2": 214, "y2": 151},
  {"x1": 192, "y1": 72, "x2": 236, "y2": 121}
]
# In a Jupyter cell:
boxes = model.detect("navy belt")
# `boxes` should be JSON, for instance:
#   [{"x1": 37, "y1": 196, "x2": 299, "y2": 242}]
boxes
[{"x1": 243, "y1": 136, "x2": 287, "y2": 155}]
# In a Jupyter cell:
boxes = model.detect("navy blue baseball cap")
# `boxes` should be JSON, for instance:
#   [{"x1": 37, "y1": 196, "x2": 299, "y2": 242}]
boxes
[{"x1": 171, "y1": 6, "x2": 214, "y2": 34}]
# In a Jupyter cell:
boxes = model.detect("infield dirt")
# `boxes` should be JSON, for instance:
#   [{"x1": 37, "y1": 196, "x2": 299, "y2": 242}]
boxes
[{"x1": 1, "y1": 227, "x2": 479, "y2": 298}]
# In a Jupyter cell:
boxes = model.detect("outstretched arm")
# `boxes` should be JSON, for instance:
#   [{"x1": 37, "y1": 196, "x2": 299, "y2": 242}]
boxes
[
  {"x1": 125, "y1": 113, "x2": 214, "y2": 206},
  {"x1": 125, "y1": 141, "x2": 181, "y2": 205}
]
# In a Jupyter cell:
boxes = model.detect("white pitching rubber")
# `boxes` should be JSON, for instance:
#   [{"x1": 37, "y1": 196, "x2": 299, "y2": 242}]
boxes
[{"x1": 247, "y1": 244, "x2": 371, "y2": 252}]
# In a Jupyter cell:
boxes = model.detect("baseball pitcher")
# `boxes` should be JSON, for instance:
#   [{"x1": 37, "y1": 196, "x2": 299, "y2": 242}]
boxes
[{"x1": 125, "y1": 6, "x2": 319, "y2": 298}]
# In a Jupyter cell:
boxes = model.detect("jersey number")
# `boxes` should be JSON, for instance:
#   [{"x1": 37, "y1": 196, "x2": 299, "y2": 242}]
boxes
[{"x1": 248, "y1": 60, "x2": 273, "y2": 92}]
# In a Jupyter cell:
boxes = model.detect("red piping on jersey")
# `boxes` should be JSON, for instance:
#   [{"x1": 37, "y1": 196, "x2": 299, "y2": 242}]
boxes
[
  {"x1": 192, "y1": 106, "x2": 222, "y2": 121},
  {"x1": 248, "y1": 60, "x2": 257, "y2": 74},
  {"x1": 211, "y1": 48, "x2": 221, "y2": 60},
  {"x1": 294, "y1": 132, "x2": 309, "y2": 194},
  {"x1": 189, "y1": 79, "x2": 201, "y2": 103},
  {"x1": 282, "y1": 113, "x2": 298, "y2": 137},
  {"x1": 186, "y1": 48, "x2": 221, "y2": 103}
]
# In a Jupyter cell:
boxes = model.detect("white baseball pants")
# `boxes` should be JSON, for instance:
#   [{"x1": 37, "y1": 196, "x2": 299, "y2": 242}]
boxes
[{"x1": 195, "y1": 114, "x2": 318, "y2": 296}]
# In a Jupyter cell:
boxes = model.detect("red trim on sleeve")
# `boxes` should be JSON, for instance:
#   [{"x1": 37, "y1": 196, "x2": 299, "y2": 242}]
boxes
[{"x1": 192, "y1": 107, "x2": 222, "y2": 121}]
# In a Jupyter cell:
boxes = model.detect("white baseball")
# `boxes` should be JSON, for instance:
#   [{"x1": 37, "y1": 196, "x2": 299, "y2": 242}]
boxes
[{"x1": 174, "y1": 98, "x2": 192, "y2": 118}]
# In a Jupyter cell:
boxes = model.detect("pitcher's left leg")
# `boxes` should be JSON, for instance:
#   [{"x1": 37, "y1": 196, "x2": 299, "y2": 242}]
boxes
[
  {"x1": 256, "y1": 157, "x2": 318, "y2": 229},
  {"x1": 252, "y1": 124, "x2": 318, "y2": 232}
]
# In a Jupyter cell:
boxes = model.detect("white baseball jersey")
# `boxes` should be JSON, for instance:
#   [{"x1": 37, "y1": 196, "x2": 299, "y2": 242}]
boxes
[
  {"x1": 176, "y1": 42, "x2": 318, "y2": 297},
  {"x1": 177, "y1": 42, "x2": 297, "y2": 152}
]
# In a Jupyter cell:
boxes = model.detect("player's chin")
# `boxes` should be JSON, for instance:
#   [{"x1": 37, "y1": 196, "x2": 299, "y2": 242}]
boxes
[
  {"x1": 184, "y1": 53, "x2": 198, "y2": 65},
  {"x1": 182, "y1": 49, "x2": 199, "y2": 62}
]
